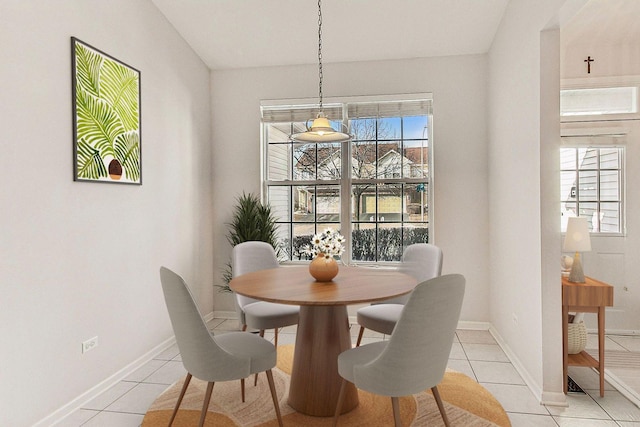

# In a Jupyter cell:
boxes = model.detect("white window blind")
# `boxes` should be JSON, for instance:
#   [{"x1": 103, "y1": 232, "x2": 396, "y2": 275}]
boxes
[{"x1": 561, "y1": 87, "x2": 638, "y2": 116}]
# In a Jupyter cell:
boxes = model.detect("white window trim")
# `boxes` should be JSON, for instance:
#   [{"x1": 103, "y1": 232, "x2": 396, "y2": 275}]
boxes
[
  {"x1": 561, "y1": 76, "x2": 640, "y2": 122},
  {"x1": 261, "y1": 93, "x2": 434, "y2": 264},
  {"x1": 560, "y1": 126, "x2": 627, "y2": 237}
]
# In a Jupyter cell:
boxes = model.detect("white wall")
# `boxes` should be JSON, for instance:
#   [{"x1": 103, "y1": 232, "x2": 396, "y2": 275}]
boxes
[
  {"x1": 561, "y1": 6, "x2": 640, "y2": 334},
  {"x1": 488, "y1": 0, "x2": 572, "y2": 404},
  {"x1": 562, "y1": 35, "x2": 640, "y2": 79},
  {"x1": 211, "y1": 55, "x2": 491, "y2": 323},
  {"x1": 0, "y1": 1, "x2": 212, "y2": 425}
]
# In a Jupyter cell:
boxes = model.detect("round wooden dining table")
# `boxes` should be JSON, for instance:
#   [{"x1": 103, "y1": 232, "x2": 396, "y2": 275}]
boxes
[{"x1": 229, "y1": 265, "x2": 417, "y2": 417}]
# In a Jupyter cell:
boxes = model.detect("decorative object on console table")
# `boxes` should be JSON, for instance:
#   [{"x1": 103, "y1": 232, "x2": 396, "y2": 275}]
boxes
[
  {"x1": 567, "y1": 320, "x2": 587, "y2": 354},
  {"x1": 561, "y1": 255, "x2": 573, "y2": 277},
  {"x1": 563, "y1": 217, "x2": 591, "y2": 283},
  {"x1": 304, "y1": 228, "x2": 345, "y2": 282}
]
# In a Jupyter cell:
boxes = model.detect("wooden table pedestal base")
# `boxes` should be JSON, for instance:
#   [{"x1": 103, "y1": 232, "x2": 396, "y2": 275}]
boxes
[{"x1": 288, "y1": 305, "x2": 358, "y2": 416}]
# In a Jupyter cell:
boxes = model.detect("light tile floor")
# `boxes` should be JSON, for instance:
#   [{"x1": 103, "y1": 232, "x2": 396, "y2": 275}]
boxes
[
  {"x1": 55, "y1": 319, "x2": 640, "y2": 426},
  {"x1": 585, "y1": 333, "x2": 640, "y2": 412}
]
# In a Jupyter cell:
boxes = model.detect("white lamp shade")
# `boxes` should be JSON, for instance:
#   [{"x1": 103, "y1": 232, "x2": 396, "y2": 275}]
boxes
[
  {"x1": 563, "y1": 217, "x2": 592, "y2": 252},
  {"x1": 291, "y1": 116, "x2": 351, "y2": 143}
]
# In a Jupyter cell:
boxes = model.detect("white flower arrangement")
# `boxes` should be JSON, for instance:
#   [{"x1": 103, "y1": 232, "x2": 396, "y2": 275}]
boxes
[{"x1": 304, "y1": 228, "x2": 345, "y2": 259}]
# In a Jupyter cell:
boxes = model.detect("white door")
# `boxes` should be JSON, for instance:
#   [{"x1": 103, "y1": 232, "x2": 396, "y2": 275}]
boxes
[{"x1": 561, "y1": 120, "x2": 640, "y2": 333}]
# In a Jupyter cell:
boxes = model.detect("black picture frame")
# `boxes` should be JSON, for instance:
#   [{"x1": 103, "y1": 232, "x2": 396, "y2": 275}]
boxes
[{"x1": 71, "y1": 37, "x2": 142, "y2": 184}]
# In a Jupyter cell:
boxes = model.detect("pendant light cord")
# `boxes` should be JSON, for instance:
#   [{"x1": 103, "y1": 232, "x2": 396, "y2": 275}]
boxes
[
  {"x1": 317, "y1": 0, "x2": 323, "y2": 111},
  {"x1": 290, "y1": 0, "x2": 350, "y2": 141}
]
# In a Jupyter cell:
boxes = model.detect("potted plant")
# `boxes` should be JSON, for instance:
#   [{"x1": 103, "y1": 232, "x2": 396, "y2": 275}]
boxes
[{"x1": 218, "y1": 192, "x2": 280, "y2": 292}]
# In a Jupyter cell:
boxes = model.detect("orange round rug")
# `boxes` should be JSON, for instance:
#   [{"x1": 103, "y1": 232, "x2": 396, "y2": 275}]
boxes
[{"x1": 143, "y1": 345, "x2": 511, "y2": 426}]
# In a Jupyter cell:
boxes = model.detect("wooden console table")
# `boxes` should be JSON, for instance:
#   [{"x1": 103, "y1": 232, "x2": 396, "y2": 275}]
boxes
[{"x1": 562, "y1": 276, "x2": 614, "y2": 396}]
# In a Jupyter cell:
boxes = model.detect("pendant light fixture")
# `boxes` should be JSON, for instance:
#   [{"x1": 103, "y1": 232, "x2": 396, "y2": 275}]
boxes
[{"x1": 291, "y1": 0, "x2": 351, "y2": 143}]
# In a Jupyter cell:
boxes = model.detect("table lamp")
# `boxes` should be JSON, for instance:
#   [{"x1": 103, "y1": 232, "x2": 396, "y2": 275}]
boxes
[{"x1": 563, "y1": 217, "x2": 592, "y2": 283}]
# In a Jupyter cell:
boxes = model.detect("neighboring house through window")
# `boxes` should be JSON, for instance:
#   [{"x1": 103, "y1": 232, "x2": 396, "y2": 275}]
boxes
[{"x1": 561, "y1": 145, "x2": 624, "y2": 234}]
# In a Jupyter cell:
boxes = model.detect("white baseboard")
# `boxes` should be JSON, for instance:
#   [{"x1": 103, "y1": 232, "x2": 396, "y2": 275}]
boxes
[
  {"x1": 541, "y1": 391, "x2": 569, "y2": 407},
  {"x1": 223, "y1": 310, "x2": 491, "y2": 333},
  {"x1": 40, "y1": 311, "x2": 216, "y2": 427},
  {"x1": 458, "y1": 320, "x2": 491, "y2": 330},
  {"x1": 590, "y1": 328, "x2": 640, "y2": 336},
  {"x1": 489, "y1": 325, "x2": 568, "y2": 408},
  {"x1": 605, "y1": 369, "x2": 640, "y2": 408},
  {"x1": 39, "y1": 335, "x2": 177, "y2": 427},
  {"x1": 212, "y1": 310, "x2": 238, "y2": 319}
]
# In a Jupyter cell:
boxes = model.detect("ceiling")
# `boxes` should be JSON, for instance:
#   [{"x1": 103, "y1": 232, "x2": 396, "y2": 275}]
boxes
[
  {"x1": 561, "y1": 0, "x2": 640, "y2": 47},
  {"x1": 151, "y1": 0, "x2": 639, "y2": 71},
  {"x1": 151, "y1": 0, "x2": 510, "y2": 70}
]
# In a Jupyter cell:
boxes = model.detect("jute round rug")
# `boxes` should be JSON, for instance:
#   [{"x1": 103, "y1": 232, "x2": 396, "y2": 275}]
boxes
[{"x1": 143, "y1": 345, "x2": 511, "y2": 426}]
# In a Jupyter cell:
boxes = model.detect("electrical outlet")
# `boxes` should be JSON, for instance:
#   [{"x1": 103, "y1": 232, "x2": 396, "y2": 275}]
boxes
[{"x1": 82, "y1": 336, "x2": 98, "y2": 354}]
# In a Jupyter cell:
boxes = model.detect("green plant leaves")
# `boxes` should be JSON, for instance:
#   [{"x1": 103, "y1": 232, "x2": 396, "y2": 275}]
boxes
[
  {"x1": 76, "y1": 87, "x2": 122, "y2": 158},
  {"x1": 227, "y1": 193, "x2": 279, "y2": 247},
  {"x1": 76, "y1": 138, "x2": 108, "y2": 180},
  {"x1": 114, "y1": 131, "x2": 140, "y2": 181},
  {"x1": 101, "y1": 60, "x2": 139, "y2": 132},
  {"x1": 74, "y1": 42, "x2": 102, "y2": 98},
  {"x1": 219, "y1": 193, "x2": 281, "y2": 291}
]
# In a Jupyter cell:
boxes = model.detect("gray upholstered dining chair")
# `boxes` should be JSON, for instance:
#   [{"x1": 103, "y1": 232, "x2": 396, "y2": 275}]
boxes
[
  {"x1": 355, "y1": 243, "x2": 443, "y2": 346},
  {"x1": 232, "y1": 241, "x2": 299, "y2": 348},
  {"x1": 159, "y1": 267, "x2": 283, "y2": 427},
  {"x1": 333, "y1": 274, "x2": 465, "y2": 427}
]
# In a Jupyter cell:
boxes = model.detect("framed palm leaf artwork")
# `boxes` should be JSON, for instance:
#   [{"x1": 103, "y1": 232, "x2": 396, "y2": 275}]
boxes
[{"x1": 71, "y1": 37, "x2": 142, "y2": 184}]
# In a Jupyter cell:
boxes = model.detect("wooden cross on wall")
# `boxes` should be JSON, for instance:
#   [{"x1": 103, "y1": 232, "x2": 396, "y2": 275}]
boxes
[{"x1": 584, "y1": 56, "x2": 594, "y2": 74}]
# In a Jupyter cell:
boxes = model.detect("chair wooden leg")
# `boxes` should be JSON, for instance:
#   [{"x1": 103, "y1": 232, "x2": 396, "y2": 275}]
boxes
[
  {"x1": 391, "y1": 396, "x2": 401, "y2": 427},
  {"x1": 241, "y1": 378, "x2": 245, "y2": 402},
  {"x1": 266, "y1": 369, "x2": 283, "y2": 427},
  {"x1": 168, "y1": 373, "x2": 192, "y2": 426},
  {"x1": 241, "y1": 321, "x2": 256, "y2": 391},
  {"x1": 432, "y1": 386, "x2": 450, "y2": 427},
  {"x1": 198, "y1": 381, "x2": 214, "y2": 427},
  {"x1": 254, "y1": 330, "x2": 265, "y2": 386},
  {"x1": 333, "y1": 378, "x2": 348, "y2": 426},
  {"x1": 274, "y1": 328, "x2": 279, "y2": 347},
  {"x1": 356, "y1": 326, "x2": 365, "y2": 347}
]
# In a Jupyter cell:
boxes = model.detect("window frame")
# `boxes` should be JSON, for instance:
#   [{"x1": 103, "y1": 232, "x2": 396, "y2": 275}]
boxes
[
  {"x1": 560, "y1": 77, "x2": 640, "y2": 123},
  {"x1": 261, "y1": 94, "x2": 433, "y2": 265},
  {"x1": 560, "y1": 138, "x2": 626, "y2": 237}
]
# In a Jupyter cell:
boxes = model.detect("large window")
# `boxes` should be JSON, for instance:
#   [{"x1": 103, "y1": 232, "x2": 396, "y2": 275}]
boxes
[
  {"x1": 560, "y1": 145, "x2": 624, "y2": 233},
  {"x1": 262, "y1": 96, "x2": 432, "y2": 263}
]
